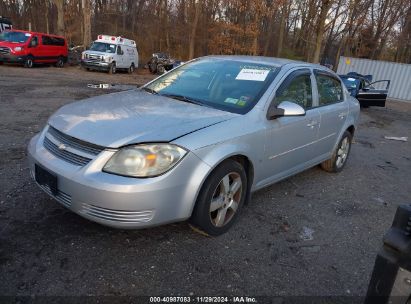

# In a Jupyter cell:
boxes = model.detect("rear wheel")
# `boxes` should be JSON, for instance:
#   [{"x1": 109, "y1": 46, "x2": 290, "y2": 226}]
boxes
[
  {"x1": 108, "y1": 62, "x2": 116, "y2": 74},
  {"x1": 24, "y1": 56, "x2": 34, "y2": 68},
  {"x1": 190, "y1": 160, "x2": 247, "y2": 236},
  {"x1": 55, "y1": 57, "x2": 65, "y2": 68},
  {"x1": 321, "y1": 131, "x2": 352, "y2": 173}
]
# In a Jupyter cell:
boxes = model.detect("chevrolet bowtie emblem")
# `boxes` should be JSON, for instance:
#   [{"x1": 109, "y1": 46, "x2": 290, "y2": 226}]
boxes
[{"x1": 58, "y1": 143, "x2": 66, "y2": 150}]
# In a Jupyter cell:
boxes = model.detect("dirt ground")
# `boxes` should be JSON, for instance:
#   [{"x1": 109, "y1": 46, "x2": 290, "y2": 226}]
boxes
[{"x1": 0, "y1": 64, "x2": 410, "y2": 300}]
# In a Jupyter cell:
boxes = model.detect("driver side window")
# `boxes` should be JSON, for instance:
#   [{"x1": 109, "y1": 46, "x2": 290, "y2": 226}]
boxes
[{"x1": 273, "y1": 71, "x2": 313, "y2": 109}]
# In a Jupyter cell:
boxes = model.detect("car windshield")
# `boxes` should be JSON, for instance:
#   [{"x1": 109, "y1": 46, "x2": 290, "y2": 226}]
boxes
[
  {"x1": 144, "y1": 58, "x2": 279, "y2": 114},
  {"x1": 0, "y1": 31, "x2": 31, "y2": 43},
  {"x1": 89, "y1": 42, "x2": 116, "y2": 53},
  {"x1": 341, "y1": 77, "x2": 360, "y2": 89}
]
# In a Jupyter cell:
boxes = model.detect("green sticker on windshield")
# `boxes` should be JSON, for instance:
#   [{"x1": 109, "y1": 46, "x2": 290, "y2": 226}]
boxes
[{"x1": 224, "y1": 98, "x2": 239, "y2": 104}]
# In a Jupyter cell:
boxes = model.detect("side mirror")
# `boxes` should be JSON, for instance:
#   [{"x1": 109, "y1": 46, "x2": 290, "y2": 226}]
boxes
[{"x1": 267, "y1": 101, "x2": 306, "y2": 120}]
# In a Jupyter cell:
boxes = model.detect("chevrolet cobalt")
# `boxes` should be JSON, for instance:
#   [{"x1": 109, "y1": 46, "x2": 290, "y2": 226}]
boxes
[{"x1": 28, "y1": 56, "x2": 360, "y2": 235}]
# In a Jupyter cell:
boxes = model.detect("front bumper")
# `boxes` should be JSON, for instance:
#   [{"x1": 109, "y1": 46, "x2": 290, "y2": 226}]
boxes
[
  {"x1": 81, "y1": 60, "x2": 110, "y2": 71},
  {"x1": 28, "y1": 130, "x2": 211, "y2": 229},
  {"x1": 0, "y1": 53, "x2": 25, "y2": 63}
]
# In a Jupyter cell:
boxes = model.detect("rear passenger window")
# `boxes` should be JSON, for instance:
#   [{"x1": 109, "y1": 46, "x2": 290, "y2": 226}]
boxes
[
  {"x1": 315, "y1": 73, "x2": 343, "y2": 106},
  {"x1": 274, "y1": 73, "x2": 313, "y2": 109},
  {"x1": 42, "y1": 35, "x2": 65, "y2": 46}
]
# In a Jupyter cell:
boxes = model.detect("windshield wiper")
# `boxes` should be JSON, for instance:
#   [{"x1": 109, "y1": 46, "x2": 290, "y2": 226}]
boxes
[
  {"x1": 160, "y1": 93, "x2": 204, "y2": 106},
  {"x1": 141, "y1": 87, "x2": 158, "y2": 95}
]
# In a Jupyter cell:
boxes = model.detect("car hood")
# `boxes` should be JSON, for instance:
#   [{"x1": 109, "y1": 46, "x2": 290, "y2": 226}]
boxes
[
  {"x1": 83, "y1": 50, "x2": 111, "y2": 56},
  {"x1": 48, "y1": 90, "x2": 238, "y2": 148},
  {"x1": 0, "y1": 41, "x2": 25, "y2": 48}
]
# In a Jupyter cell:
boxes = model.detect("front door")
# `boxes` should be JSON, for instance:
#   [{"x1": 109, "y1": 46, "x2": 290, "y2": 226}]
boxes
[
  {"x1": 116, "y1": 45, "x2": 124, "y2": 68},
  {"x1": 357, "y1": 80, "x2": 390, "y2": 107},
  {"x1": 261, "y1": 69, "x2": 321, "y2": 185}
]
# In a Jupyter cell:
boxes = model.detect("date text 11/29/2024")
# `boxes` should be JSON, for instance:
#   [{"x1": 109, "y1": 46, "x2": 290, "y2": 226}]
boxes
[{"x1": 149, "y1": 296, "x2": 257, "y2": 303}]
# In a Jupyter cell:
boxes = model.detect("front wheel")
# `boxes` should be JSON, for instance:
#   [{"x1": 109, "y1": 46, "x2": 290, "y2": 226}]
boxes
[
  {"x1": 190, "y1": 160, "x2": 247, "y2": 236},
  {"x1": 157, "y1": 64, "x2": 165, "y2": 74},
  {"x1": 321, "y1": 131, "x2": 352, "y2": 173},
  {"x1": 128, "y1": 63, "x2": 135, "y2": 74},
  {"x1": 24, "y1": 56, "x2": 34, "y2": 68},
  {"x1": 108, "y1": 62, "x2": 116, "y2": 74}
]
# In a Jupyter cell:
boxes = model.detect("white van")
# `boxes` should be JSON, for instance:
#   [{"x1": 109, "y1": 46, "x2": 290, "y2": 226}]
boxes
[{"x1": 81, "y1": 35, "x2": 139, "y2": 74}]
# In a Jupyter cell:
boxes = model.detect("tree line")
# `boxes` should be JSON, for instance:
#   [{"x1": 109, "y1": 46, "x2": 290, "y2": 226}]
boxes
[{"x1": 1, "y1": 0, "x2": 410, "y2": 67}]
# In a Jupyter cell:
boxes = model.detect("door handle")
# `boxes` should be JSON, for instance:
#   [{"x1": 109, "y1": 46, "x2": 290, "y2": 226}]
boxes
[
  {"x1": 306, "y1": 121, "x2": 318, "y2": 128},
  {"x1": 338, "y1": 112, "x2": 347, "y2": 119}
]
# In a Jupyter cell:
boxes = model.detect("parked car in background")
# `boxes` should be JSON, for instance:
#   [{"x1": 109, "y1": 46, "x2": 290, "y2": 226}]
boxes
[
  {"x1": 0, "y1": 16, "x2": 12, "y2": 33},
  {"x1": 147, "y1": 52, "x2": 180, "y2": 74},
  {"x1": 339, "y1": 72, "x2": 390, "y2": 107},
  {"x1": 81, "y1": 35, "x2": 138, "y2": 74},
  {"x1": 28, "y1": 56, "x2": 360, "y2": 236},
  {"x1": 0, "y1": 30, "x2": 67, "y2": 68}
]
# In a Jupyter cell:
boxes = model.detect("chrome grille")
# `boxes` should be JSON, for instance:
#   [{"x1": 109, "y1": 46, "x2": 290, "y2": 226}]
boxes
[
  {"x1": 38, "y1": 183, "x2": 72, "y2": 209},
  {"x1": 43, "y1": 126, "x2": 105, "y2": 166},
  {"x1": 47, "y1": 126, "x2": 104, "y2": 155},
  {"x1": 0, "y1": 47, "x2": 10, "y2": 55},
  {"x1": 85, "y1": 53, "x2": 102, "y2": 62},
  {"x1": 81, "y1": 203, "x2": 154, "y2": 223}
]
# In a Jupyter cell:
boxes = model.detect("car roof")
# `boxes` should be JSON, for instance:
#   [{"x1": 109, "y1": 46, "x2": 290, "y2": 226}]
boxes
[
  {"x1": 4, "y1": 29, "x2": 65, "y2": 39},
  {"x1": 201, "y1": 55, "x2": 330, "y2": 71}
]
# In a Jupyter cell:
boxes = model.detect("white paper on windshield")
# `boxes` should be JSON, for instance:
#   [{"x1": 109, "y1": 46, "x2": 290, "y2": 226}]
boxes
[
  {"x1": 25, "y1": 33, "x2": 32, "y2": 37},
  {"x1": 236, "y1": 69, "x2": 269, "y2": 81},
  {"x1": 347, "y1": 77, "x2": 356, "y2": 81}
]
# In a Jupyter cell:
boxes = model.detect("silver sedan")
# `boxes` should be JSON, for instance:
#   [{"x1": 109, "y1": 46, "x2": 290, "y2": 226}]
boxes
[{"x1": 28, "y1": 56, "x2": 360, "y2": 235}]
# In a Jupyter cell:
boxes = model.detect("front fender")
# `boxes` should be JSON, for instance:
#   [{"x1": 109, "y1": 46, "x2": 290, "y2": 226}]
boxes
[{"x1": 190, "y1": 137, "x2": 262, "y2": 190}]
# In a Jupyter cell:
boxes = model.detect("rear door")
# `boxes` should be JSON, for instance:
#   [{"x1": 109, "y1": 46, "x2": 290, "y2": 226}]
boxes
[
  {"x1": 313, "y1": 70, "x2": 348, "y2": 156},
  {"x1": 356, "y1": 80, "x2": 390, "y2": 107},
  {"x1": 40, "y1": 35, "x2": 54, "y2": 62}
]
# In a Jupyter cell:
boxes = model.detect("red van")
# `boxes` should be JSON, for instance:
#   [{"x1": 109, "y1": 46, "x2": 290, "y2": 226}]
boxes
[{"x1": 0, "y1": 30, "x2": 67, "y2": 68}]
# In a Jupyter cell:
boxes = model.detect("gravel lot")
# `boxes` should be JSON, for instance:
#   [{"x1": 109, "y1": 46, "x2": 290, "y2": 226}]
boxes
[{"x1": 0, "y1": 64, "x2": 410, "y2": 300}]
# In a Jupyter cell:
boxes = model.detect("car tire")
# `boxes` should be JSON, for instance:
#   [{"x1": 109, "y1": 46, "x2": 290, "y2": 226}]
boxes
[
  {"x1": 108, "y1": 62, "x2": 116, "y2": 74},
  {"x1": 157, "y1": 65, "x2": 165, "y2": 74},
  {"x1": 56, "y1": 57, "x2": 65, "y2": 68},
  {"x1": 148, "y1": 62, "x2": 157, "y2": 74},
  {"x1": 189, "y1": 160, "x2": 247, "y2": 236},
  {"x1": 321, "y1": 131, "x2": 352, "y2": 173},
  {"x1": 24, "y1": 56, "x2": 34, "y2": 68},
  {"x1": 128, "y1": 63, "x2": 135, "y2": 74}
]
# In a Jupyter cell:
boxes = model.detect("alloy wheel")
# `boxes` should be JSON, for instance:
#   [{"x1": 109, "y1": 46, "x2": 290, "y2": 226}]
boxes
[
  {"x1": 209, "y1": 172, "x2": 242, "y2": 227},
  {"x1": 336, "y1": 137, "x2": 350, "y2": 168}
]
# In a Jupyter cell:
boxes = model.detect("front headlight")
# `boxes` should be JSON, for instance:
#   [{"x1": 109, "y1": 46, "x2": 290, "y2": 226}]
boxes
[
  {"x1": 103, "y1": 144, "x2": 187, "y2": 177},
  {"x1": 13, "y1": 46, "x2": 23, "y2": 52}
]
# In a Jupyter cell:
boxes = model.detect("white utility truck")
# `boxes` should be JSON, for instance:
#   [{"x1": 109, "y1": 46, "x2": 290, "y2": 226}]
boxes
[{"x1": 81, "y1": 35, "x2": 139, "y2": 74}]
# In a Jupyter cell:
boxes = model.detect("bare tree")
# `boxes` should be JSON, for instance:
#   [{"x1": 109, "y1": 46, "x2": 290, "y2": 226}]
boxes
[{"x1": 51, "y1": 0, "x2": 65, "y2": 36}]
